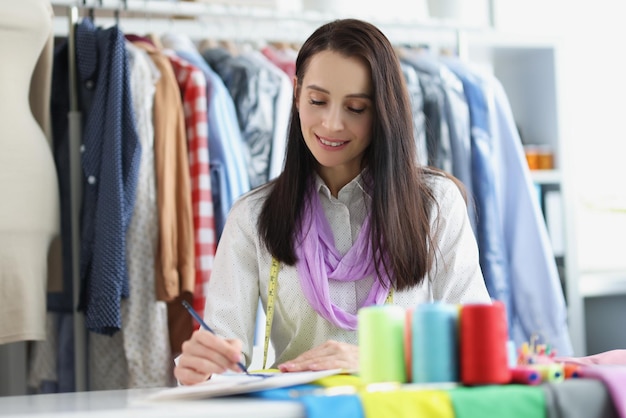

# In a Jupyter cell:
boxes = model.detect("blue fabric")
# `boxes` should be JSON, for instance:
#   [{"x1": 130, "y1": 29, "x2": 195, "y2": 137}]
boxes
[
  {"x1": 75, "y1": 19, "x2": 141, "y2": 334},
  {"x1": 251, "y1": 384, "x2": 364, "y2": 418},
  {"x1": 444, "y1": 60, "x2": 513, "y2": 329},
  {"x1": 442, "y1": 59, "x2": 572, "y2": 356},
  {"x1": 174, "y1": 49, "x2": 251, "y2": 240},
  {"x1": 490, "y1": 77, "x2": 572, "y2": 356}
]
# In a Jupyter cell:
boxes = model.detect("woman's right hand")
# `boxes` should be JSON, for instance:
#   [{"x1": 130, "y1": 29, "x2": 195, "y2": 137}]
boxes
[{"x1": 173, "y1": 329, "x2": 245, "y2": 385}]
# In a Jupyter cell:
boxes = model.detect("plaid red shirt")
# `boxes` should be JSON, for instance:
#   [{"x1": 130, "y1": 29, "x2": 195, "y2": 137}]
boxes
[{"x1": 166, "y1": 51, "x2": 216, "y2": 323}]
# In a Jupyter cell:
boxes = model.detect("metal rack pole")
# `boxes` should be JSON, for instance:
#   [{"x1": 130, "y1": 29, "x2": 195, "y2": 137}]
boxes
[{"x1": 67, "y1": 5, "x2": 87, "y2": 392}]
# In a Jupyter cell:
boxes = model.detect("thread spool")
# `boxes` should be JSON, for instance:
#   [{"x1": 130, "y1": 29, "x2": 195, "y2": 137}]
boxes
[
  {"x1": 358, "y1": 305, "x2": 406, "y2": 384},
  {"x1": 510, "y1": 366, "x2": 542, "y2": 385},
  {"x1": 530, "y1": 363, "x2": 564, "y2": 383},
  {"x1": 404, "y1": 307, "x2": 414, "y2": 382},
  {"x1": 506, "y1": 340, "x2": 517, "y2": 368},
  {"x1": 563, "y1": 363, "x2": 581, "y2": 379},
  {"x1": 412, "y1": 302, "x2": 458, "y2": 383},
  {"x1": 460, "y1": 301, "x2": 511, "y2": 385}
]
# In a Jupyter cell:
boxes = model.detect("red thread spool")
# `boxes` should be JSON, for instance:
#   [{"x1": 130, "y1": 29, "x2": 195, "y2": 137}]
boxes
[
  {"x1": 510, "y1": 366, "x2": 541, "y2": 385},
  {"x1": 460, "y1": 302, "x2": 511, "y2": 385}
]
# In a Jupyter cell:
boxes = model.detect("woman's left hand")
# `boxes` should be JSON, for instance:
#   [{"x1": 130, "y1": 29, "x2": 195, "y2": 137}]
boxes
[{"x1": 278, "y1": 340, "x2": 358, "y2": 372}]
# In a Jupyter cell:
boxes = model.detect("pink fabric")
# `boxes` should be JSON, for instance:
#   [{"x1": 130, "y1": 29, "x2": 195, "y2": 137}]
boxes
[
  {"x1": 555, "y1": 352, "x2": 626, "y2": 418},
  {"x1": 577, "y1": 365, "x2": 626, "y2": 418},
  {"x1": 555, "y1": 349, "x2": 626, "y2": 366},
  {"x1": 261, "y1": 45, "x2": 296, "y2": 79}
]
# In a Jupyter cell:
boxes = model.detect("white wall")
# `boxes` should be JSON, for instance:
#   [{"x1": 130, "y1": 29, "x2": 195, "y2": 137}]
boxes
[{"x1": 493, "y1": 0, "x2": 626, "y2": 270}]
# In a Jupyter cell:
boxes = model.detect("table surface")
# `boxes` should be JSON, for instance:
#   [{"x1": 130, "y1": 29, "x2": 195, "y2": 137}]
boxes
[
  {"x1": 0, "y1": 387, "x2": 305, "y2": 418},
  {"x1": 0, "y1": 378, "x2": 617, "y2": 418}
]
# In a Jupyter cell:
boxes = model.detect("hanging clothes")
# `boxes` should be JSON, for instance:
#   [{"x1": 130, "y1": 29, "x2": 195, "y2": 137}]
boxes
[
  {"x1": 243, "y1": 49, "x2": 292, "y2": 180},
  {"x1": 74, "y1": 18, "x2": 141, "y2": 335},
  {"x1": 440, "y1": 56, "x2": 572, "y2": 356},
  {"x1": 261, "y1": 44, "x2": 296, "y2": 80},
  {"x1": 399, "y1": 61, "x2": 429, "y2": 166},
  {"x1": 161, "y1": 33, "x2": 251, "y2": 241},
  {"x1": 488, "y1": 73, "x2": 573, "y2": 356},
  {"x1": 442, "y1": 57, "x2": 513, "y2": 330},
  {"x1": 405, "y1": 51, "x2": 475, "y2": 231},
  {"x1": 129, "y1": 38, "x2": 196, "y2": 357},
  {"x1": 164, "y1": 49, "x2": 217, "y2": 331},
  {"x1": 401, "y1": 53, "x2": 454, "y2": 174},
  {"x1": 120, "y1": 41, "x2": 172, "y2": 388},
  {"x1": 201, "y1": 46, "x2": 280, "y2": 189}
]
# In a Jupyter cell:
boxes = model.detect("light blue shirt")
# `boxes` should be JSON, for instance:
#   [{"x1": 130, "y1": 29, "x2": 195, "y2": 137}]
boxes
[
  {"x1": 444, "y1": 59, "x2": 513, "y2": 333},
  {"x1": 489, "y1": 74, "x2": 573, "y2": 356},
  {"x1": 444, "y1": 57, "x2": 573, "y2": 356}
]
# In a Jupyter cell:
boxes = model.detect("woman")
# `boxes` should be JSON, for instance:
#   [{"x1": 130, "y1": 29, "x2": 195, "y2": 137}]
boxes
[{"x1": 174, "y1": 18, "x2": 490, "y2": 386}]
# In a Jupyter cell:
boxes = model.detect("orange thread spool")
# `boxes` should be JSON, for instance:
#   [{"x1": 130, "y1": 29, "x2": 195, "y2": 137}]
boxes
[{"x1": 404, "y1": 307, "x2": 414, "y2": 382}]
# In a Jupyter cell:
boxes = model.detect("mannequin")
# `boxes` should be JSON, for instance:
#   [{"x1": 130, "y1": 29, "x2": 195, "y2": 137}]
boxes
[{"x1": 0, "y1": 0, "x2": 59, "y2": 359}]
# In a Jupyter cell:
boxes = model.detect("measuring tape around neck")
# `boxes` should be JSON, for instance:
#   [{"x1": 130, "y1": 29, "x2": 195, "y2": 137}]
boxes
[{"x1": 262, "y1": 257, "x2": 395, "y2": 370}]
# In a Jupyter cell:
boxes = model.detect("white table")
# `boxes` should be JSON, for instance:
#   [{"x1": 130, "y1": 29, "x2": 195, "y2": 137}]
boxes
[
  {"x1": 0, "y1": 379, "x2": 617, "y2": 418},
  {"x1": 0, "y1": 388, "x2": 304, "y2": 418}
]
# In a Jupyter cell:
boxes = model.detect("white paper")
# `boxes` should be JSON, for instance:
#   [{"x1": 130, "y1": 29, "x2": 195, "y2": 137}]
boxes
[{"x1": 147, "y1": 369, "x2": 343, "y2": 401}]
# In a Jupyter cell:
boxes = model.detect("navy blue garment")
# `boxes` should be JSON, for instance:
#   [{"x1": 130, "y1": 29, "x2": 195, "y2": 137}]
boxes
[{"x1": 75, "y1": 19, "x2": 141, "y2": 335}]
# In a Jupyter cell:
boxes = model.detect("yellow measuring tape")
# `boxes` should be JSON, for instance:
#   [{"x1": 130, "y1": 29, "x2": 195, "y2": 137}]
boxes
[
  {"x1": 262, "y1": 257, "x2": 394, "y2": 370},
  {"x1": 263, "y1": 257, "x2": 281, "y2": 370}
]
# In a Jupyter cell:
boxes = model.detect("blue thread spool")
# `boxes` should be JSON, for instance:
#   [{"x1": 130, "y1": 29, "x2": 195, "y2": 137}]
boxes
[{"x1": 412, "y1": 302, "x2": 458, "y2": 383}]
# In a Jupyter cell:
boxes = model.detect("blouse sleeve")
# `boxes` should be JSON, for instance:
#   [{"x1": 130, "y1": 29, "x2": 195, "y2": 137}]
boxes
[
  {"x1": 429, "y1": 176, "x2": 491, "y2": 304},
  {"x1": 203, "y1": 192, "x2": 263, "y2": 366}
]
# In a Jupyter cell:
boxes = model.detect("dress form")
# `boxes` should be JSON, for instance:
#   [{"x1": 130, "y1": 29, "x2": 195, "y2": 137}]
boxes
[{"x1": 0, "y1": 0, "x2": 60, "y2": 345}]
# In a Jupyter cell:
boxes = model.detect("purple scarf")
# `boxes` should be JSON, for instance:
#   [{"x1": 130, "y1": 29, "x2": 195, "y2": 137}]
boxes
[{"x1": 295, "y1": 187, "x2": 391, "y2": 330}]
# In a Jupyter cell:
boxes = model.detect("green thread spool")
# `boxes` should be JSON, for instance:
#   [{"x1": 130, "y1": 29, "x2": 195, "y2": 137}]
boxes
[{"x1": 358, "y1": 305, "x2": 406, "y2": 384}]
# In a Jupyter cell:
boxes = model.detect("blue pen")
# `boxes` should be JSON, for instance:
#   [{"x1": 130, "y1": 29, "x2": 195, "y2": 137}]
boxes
[{"x1": 181, "y1": 300, "x2": 250, "y2": 375}]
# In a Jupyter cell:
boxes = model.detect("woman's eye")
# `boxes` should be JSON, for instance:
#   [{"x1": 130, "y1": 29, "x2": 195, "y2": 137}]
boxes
[
  {"x1": 309, "y1": 99, "x2": 325, "y2": 106},
  {"x1": 349, "y1": 107, "x2": 366, "y2": 114}
]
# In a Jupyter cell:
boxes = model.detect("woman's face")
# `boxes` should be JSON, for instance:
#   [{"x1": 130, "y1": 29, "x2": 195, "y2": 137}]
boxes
[{"x1": 296, "y1": 50, "x2": 374, "y2": 184}]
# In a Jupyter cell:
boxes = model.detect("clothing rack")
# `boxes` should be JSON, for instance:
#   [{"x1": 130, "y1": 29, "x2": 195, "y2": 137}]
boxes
[
  {"x1": 53, "y1": 0, "x2": 481, "y2": 54},
  {"x1": 60, "y1": 0, "x2": 482, "y2": 391}
]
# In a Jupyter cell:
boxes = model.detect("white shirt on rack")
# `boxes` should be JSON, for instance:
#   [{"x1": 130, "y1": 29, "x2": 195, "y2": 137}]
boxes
[{"x1": 204, "y1": 172, "x2": 490, "y2": 367}]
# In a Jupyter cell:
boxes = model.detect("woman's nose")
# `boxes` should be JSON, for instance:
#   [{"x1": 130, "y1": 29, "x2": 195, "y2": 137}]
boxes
[{"x1": 322, "y1": 105, "x2": 344, "y2": 131}]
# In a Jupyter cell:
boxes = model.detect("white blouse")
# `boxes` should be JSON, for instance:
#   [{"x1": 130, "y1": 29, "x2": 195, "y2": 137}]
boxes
[{"x1": 204, "y1": 172, "x2": 490, "y2": 367}]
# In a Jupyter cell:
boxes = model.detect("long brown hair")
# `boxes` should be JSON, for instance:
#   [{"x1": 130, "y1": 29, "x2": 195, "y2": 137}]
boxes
[{"x1": 258, "y1": 19, "x2": 439, "y2": 291}]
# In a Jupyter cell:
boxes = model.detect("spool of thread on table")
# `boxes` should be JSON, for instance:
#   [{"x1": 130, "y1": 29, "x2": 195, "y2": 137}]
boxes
[
  {"x1": 506, "y1": 340, "x2": 517, "y2": 367},
  {"x1": 412, "y1": 302, "x2": 458, "y2": 383},
  {"x1": 404, "y1": 307, "x2": 414, "y2": 382},
  {"x1": 530, "y1": 363, "x2": 564, "y2": 383},
  {"x1": 563, "y1": 363, "x2": 581, "y2": 379},
  {"x1": 358, "y1": 305, "x2": 406, "y2": 384},
  {"x1": 510, "y1": 366, "x2": 542, "y2": 385},
  {"x1": 460, "y1": 301, "x2": 511, "y2": 385}
]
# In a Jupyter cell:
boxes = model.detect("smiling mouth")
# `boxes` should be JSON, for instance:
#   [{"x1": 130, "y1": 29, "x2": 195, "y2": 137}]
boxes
[{"x1": 317, "y1": 135, "x2": 347, "y2": 147}]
